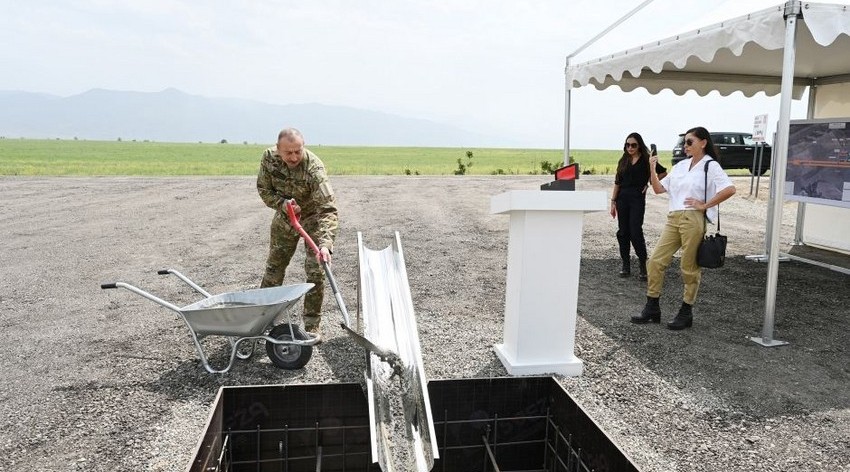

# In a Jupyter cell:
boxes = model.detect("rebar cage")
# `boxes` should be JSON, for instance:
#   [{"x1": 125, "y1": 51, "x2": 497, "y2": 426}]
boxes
[
  {"x1": 189, "y1": 377, "x2": 639, "y2": 472},
  {"x1": 429, "y1": 377, "x2": 639, "y2": 472},
  {"x1": 190, "y1": 383, "x2": 373, "y2": 472}
]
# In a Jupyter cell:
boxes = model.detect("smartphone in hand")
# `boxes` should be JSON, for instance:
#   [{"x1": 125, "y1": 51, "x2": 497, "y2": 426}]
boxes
[{"x1": 650, "y1": 143, "x2": 658, "y2": 156}]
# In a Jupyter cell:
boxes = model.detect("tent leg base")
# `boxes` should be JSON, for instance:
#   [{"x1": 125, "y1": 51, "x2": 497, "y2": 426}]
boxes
[
  {"x1": 749, "y1": 336, "x2": 789, "y2": 347},
  {"x1": 745, "y1": 254, "x2": 790, "y2": 262}
]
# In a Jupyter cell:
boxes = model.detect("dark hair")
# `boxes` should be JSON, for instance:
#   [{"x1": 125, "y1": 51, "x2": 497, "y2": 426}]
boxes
[
  {"x1": 616, "y1": 132, "x2": 650, "y2": 179},
  {"x1": 684, "y1": 126, "x2": 719, "y2": 159}
]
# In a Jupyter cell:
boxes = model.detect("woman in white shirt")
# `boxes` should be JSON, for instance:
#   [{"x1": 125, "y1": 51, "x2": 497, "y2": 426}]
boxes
[{"x1": 631, "y1": 126, "x2": 736, "y2": 330}]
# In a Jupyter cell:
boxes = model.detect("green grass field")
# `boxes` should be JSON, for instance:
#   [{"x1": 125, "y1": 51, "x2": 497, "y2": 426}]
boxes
[{"x1": 0, "y1": 138, "x2": 662, "y2": 176}]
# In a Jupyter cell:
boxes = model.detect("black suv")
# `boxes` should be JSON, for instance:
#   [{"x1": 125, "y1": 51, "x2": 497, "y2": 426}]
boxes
[{"x1": 672, "y1": 132, "x2": 772, "y2": 175}]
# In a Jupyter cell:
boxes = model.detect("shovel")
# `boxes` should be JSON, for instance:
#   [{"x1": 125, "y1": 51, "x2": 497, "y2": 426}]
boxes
[{"x1": 284, "y1": 200, "x2": 403, "y2": 372}]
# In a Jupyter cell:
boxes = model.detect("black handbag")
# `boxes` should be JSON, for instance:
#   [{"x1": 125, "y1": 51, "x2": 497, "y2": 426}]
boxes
[{"x1": 697, "y1": 160, "x2": 727, "y2": 269}]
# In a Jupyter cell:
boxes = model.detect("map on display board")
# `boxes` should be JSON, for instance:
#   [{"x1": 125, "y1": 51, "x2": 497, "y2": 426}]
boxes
[{"x1": 785, "y1": 118, "x2": 850, "y2": 209}]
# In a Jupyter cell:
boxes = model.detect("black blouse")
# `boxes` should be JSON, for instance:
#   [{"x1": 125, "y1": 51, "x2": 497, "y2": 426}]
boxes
[{"x1": 615, "y1": 156, "x2": 667, "y2": 190}]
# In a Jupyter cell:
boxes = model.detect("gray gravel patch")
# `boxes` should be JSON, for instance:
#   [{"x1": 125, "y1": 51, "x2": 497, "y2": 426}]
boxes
[{"x1": 0, "y1": 175, "x2": 847, "y2": 471}]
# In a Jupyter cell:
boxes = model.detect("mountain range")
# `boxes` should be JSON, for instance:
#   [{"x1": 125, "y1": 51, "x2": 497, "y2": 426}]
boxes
[{"x1": 0, "y1": 88, "x2": 510, "y2": 147}]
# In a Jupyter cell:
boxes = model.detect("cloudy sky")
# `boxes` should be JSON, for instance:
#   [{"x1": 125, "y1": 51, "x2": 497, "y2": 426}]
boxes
[{"x1": 1, "y1": 0, "x2": 841, "y2": 148}]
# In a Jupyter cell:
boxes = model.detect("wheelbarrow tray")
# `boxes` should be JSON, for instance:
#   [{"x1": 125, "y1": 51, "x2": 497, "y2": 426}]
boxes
[{"x1": 181, "y1": 283, "x2": 314, "y2": 337}]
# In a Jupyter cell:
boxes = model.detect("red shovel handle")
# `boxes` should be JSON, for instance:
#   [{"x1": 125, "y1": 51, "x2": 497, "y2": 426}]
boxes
[
  {"x1": 285, "y1": 199, "x2": 322, "y2": 257},
  {"x1": 284, "y1": 199, "x2": 352, "y2": 327}
]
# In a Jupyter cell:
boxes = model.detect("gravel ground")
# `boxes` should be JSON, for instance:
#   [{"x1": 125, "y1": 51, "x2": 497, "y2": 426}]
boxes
[{"x1": 0, "y1": 175, "x2": 847, "y2": 472}]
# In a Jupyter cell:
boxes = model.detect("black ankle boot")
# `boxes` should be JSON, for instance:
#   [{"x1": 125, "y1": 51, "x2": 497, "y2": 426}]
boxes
[
  {"x1": 631, "y1": 296, "x2": 660, "y2": 324},
  {"x1": 619, "y1": 259, "x2": 631, "y2": 277},
  {"x1": 667, "y1": 302, "x2": 693, "y2": 330},
  {"x1": 638, "y1": 259, "x2": 648, "y2": 281}
]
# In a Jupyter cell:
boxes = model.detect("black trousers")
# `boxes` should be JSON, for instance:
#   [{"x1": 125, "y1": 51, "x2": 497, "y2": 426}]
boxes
[{"x1": 615, "y1": 189, "x2": 648, "y2": 262}]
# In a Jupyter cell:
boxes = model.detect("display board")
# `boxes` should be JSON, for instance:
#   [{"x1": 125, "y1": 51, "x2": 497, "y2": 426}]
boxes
[{"x1": 785, "y1": 118, "x2": 850, "y2": 209}]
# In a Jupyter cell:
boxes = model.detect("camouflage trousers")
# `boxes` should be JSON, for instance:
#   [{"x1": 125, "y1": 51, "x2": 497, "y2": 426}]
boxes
[{"x1": 260, "y1": 212, "x2": 326, "y2": 329}]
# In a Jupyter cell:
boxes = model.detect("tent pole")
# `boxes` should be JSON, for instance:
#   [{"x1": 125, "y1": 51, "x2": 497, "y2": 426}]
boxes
[
  {"x1": 793, "y1": 202, "x2": 806, "y2": 245},
  {"x1": 751, "y1": 1, "x2": 801, "y2": 348},
  {"x1": 806, "y1": 81, "x2": 817, "y2": 119},
  {"x1": 746, "y1": 128, "x2": 786, "y2": 263},
  {"x1": 562, "y1": 0, "x2": 657, "y2": 167},
  {"x1": 564, "y1": 58, "x2": 572, "y2": 166}
]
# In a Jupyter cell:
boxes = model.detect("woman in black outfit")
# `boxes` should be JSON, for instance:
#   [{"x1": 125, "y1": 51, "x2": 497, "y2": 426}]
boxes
[{"x1": 610, "y1": 132, "x2": 667, "y2": 280}]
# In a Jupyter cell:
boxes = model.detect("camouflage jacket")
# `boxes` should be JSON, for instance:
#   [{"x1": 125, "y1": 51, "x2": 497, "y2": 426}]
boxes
[{"x1": 257, "y1": 146, "x2": 339, "y2": 250}]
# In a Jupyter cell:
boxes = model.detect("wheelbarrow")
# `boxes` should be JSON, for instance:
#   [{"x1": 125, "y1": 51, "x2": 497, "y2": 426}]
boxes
[{"x1": 101, "y1": 269, "x2": 318, "y2": 373}]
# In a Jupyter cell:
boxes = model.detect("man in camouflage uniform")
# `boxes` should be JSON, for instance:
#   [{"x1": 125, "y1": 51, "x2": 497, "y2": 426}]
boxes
[{"x1": 257, "y1": 128, "x2": 338, "y2": 339}]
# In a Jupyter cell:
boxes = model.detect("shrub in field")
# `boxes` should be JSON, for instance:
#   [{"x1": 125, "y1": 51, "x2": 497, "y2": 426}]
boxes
[
  {"x1": 540, "y1": 160, "x2": 557, "y2": 174},
  {"x1": 454, "y1": 150, "x2": 473, "y2": 175}
]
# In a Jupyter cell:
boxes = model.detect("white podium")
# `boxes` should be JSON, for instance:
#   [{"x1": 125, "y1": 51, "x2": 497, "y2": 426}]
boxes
[{"x1": 491, "y1": 190, "x2": 607, "y2": 376}]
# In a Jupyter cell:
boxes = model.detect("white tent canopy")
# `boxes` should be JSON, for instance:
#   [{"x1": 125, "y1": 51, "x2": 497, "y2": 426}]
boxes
[
  {"x1": 564, "y1": 1, "x2": 850, "y2": 346},
  {"x1": 567, "y1": 2, "x2": 850, "y2": 97}
]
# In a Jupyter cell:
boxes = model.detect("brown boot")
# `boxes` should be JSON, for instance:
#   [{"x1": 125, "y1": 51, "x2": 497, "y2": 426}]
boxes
[{"x1": 304, "y1": 316, "x2": 322, "y2": 343}]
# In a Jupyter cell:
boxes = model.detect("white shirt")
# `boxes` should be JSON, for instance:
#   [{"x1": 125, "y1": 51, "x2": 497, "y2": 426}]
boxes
[{"x1": 659, "y1": 156, "x2": 734, "y2": 224}]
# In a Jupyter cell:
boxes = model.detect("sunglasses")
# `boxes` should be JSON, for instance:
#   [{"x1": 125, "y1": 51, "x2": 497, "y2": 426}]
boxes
[
  {"x1": 684, "y1": 138, "x2": 701, "y2": 146},
  {"x1": 624, "y1": 142, "x2": 639, "y2": 148}
]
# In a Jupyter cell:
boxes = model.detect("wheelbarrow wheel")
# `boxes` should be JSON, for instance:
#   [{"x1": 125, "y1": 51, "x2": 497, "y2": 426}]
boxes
[{"x1": 266, "y1": 323, "x2": 312, "y2": 370}]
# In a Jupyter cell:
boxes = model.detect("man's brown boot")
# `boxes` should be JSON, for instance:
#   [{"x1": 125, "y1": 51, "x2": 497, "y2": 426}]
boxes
[{"x1": 304, "y1": 317, "x2": 322, "y2": 343}]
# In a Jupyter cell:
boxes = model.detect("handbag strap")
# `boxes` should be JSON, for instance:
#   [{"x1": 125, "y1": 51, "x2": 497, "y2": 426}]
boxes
[{"x1": 703, "y1": 160, "x2": 720, "y2": 232}]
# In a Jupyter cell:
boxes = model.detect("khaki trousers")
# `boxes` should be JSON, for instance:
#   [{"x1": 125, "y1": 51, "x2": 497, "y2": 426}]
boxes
[{"x1": 646, "y1": 210, "x2": 706, "y2": 305}]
